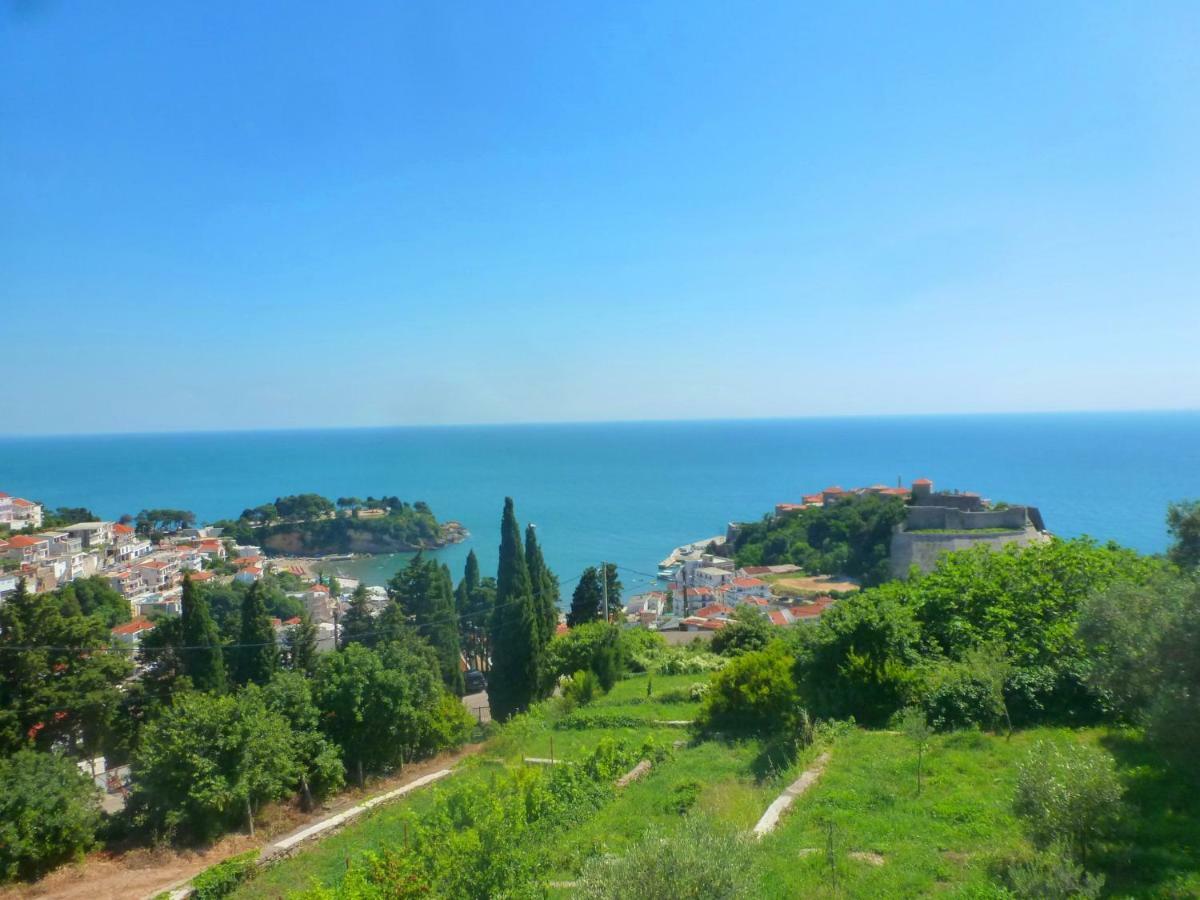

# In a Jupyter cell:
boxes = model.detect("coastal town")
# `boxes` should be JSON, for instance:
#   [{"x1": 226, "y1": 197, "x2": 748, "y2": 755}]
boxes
[{"x1": 0, "y1": 490, "x2": 351, "y2": 650}]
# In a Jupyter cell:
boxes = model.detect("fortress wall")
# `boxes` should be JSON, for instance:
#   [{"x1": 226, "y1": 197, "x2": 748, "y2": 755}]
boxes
[
  {"x1": 889, "y1": 525, "x2": 1047, "y2": 578},
  {"x1": 904, "y1": 506, "x2": 1030, "y2": 531}
]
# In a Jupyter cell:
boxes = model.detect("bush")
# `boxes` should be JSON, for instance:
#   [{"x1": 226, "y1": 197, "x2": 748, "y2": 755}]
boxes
[
  {"x1": 710, "y1": 606, "x2": 772, "y2": 657},
  {"x1": 665, "y1": 779, "x2": 702, "y2": 815},
  {"x1": 191, "y1": 850, "x2": 260, "y2": 899},
  {"x1": 541, "y1": 622, "x2": 629, "y2": 692},
  {"x1": 918, "y1": 662, "x2": 1001, "y2": 731},
  {"x1": 995, "y1": 843, "x2": 1104, "y2": 899},
  {"x1": 562, "y1": 669, "x2": 600, "y2": 708},
  {"x1": 654, "y1": 648, "x2": 727, "y2": 676},
  {"x1": 1013, "y1": 741, "x2": 1125, "y2": 863},
  {"x1": 577, "y1": 816, "x2": 756, "y2": 899},
  {"x1": 0, "y1": 750, "x2": 102, "y2": 882},
  {"x1": 698, "y1": 642, "x2": 802, "y2": 735}
]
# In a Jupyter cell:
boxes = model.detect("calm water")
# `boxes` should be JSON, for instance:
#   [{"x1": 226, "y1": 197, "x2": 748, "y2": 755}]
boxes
[{"x1": 2, "y1": 414, "x2": 1198, "y2": 592}]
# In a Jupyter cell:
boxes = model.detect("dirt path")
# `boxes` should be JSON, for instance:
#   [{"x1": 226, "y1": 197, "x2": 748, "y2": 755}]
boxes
[{"x1": 0, "y1": 744, "x2": 483, "y2": 900}]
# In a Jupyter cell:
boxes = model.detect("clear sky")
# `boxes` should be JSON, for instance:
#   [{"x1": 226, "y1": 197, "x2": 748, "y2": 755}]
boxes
[{"x1": 3, "y1": 1, "x2": 1198, "y2": 435}]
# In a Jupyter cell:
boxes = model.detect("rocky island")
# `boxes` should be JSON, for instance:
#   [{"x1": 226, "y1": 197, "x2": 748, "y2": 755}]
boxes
[{"x1": 215, "y1": 493, "x2": 467, "y2": 557}]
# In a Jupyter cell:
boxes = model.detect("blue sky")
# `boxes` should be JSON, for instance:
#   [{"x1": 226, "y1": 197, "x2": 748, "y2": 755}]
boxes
[{"x1": 2, "y1": 1, "x2": 1198, "y2": 434}]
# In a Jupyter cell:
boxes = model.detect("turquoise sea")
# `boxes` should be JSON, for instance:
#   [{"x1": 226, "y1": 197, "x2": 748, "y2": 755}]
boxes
[{"x1": 2, "y1": 414, "x2": 1198, "y2": 593}]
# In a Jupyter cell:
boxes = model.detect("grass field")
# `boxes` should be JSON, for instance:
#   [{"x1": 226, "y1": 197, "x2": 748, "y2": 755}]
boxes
[{"x1": 235, "y1": 671, "x2": 1200, "y2": 899}]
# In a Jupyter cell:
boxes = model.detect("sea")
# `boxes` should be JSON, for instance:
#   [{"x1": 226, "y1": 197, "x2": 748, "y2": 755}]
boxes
[{"x1": 2, "y1": 413, "x2": 1198, "y2": 597}]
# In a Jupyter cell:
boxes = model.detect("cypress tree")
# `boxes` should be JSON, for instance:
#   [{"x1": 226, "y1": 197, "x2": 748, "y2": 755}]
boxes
[
  {"x1": 179, "y1": 574, "x2": 226, "y2": 693},
  {"x1": 285, "y1": 612, "x2": 320, "y2": 677},
  {"x1": 455, "y1": 549, "x2": 481, "y2": 615},
  {"x1": 340, "y1": 584, "x2": 374, "y2": 648},
  {"x1": 234, "y1": 581, "x2": 278, "y2": 686},
  {"x1": 567, "y1": 566, "x2": 604, "y2": 627},
  {"x1": 525, "y1": 525, "x2": 560, "y2": 646},
  {"x1": 488, "y1": 497, "x2": 539, "y2": 720}
]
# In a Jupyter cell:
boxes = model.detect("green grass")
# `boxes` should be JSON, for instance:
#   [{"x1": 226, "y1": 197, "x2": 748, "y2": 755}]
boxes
[{"x1": 234, "y1": 675, "x2": 1200, "y2": 899}]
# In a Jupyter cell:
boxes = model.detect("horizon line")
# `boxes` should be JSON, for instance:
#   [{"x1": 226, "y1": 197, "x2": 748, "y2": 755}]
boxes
[{"x1": 3, "y1": 406, "x2": 1199, "y2": 441}]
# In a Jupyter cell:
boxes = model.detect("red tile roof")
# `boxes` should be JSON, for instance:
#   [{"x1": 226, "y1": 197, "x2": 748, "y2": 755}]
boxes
[
  {"x1": 769, "y1": 610, "x2": 791, "y2": 626},
  {"x1": 731, "y1": 577, "x2": 767, "y2": 588},
  {"x1": 913, "y1": 478, "x2": 932, "y2": 485},
  {"x1": 12, "y1": 498, "x2": 36, "y2": 507},
  {"x1": 6, "y1": 535, "x2": 45, "y2": 548},
  {"x1": 309, "y1": 584, "x2": 330, "y2": 593},
  {"x1": 113, "y1": 523, "x2": 134, "y2": 534},
  {"x1": 822, "y1": 486, "x2": 844, "y2": 494},
  {"x1": 283, "y1": 616, "x2": 302, "y2": 626},
  {"x1": 695, "y1": 603, "x2": 734, "y2": 618},
  {"x1": 111, "y1": 618, "x2": 154, "y2": 636},
  {"x1": 189, "y1": 571, "x2": 214, "y2": 581}
]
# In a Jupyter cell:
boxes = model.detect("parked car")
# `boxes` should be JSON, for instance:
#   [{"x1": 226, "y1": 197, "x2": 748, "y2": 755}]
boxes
[{"x1": 464, "y1": 669, "x2": 487, "y2": 693}]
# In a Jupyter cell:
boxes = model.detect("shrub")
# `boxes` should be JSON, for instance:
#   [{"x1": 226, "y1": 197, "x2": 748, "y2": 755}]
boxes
[
  {"x1": 698, "y1": 642, "x2": 802, "y2": 735},
  {"x1": 654, "y1": 648, "x2": 726, "y2": 676},
  {"x1": 1013, "y1": 741, "x2": 1125, "y2": 863},
  {"x1": 995, "y1": 843, "x2": 1104, "y2": 899},
  {"x1": 665, "y1": 779, "x2": 703, "y2": 815},
  {"x1": 0, "y1": 750, "x2": 102, "y2": 882},
  {"x1": 191, "y1": 850, "x2": 260, "y2": 899},
  {"x1": 541, "y1": 622, "x2": 628, "y2": 692},
  {"x1": 918, "y1": 662, "x2": 1001, "y2": 731},
  {"x1": 562, "y1": 669, "x2": 599, "y2": 708},
  {"x1": 577, "y1": 816, "x2": 755, "y2": 899},
  {"x1": 710, "y1": 606, "x2": 772, "y2": 657}
]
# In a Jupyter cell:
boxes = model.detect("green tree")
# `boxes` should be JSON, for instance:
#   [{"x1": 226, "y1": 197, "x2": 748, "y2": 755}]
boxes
[
  {"x1": 179, "y1": 575, "x2": 226, "y2": 693},
  {"x1": 388, "y1": 555, "x2": 463, "y2": 694},
  {"x1": 1166, "y1": 499, "x2": 1200, "y2": 570},
  {"x1": 710, "y1": 605, "x2": 773, "y2": 656},
  {"x1": 0, "y1": 578, "x2": 132, "y2": 758},
  {"x1": 0, "y1": 750, "x2": 102, "y2": 882},
  {"x1": 898, "y1": 706, "x2": 932, "y2": 795},
  {"x1": 1013, "y1": 741, "x2": 1125, "y2": 864},
  {"x1": 568, "y1": 566, "x2": 604, "y2": 627},
  {"x1": 285, "y1": 612, "x2": 320, "y2": 677},
  {"x1": 455, "y1": 548, "x2": 481, "y2": 614},
  {"x1": 234, "y1": 581, "x2": 278, "y2": 686},
  {"x1": 602, "y1": 563, "x2": 623, "y2": 618},
  {"x1": 540, "y1": 621, "x2": 628, "y2": 692},
  {"x1": 131, "y1": 689, "x2": 299, "y2": 840},
  {"x1": 525, "y1": 525, "x2": 560, "y2": 647},
  {"x1": 456, "y1": 551, "x2": 494, "y2": 670},
  {"x1": 487, "y1": 498, "x2": 541, "y2": 720},
  {"x1": 699, "y1": 643, "x2": 802, "y2": 735},
  {"x1": 54, "y1": 576, "x2": 130, "y2": 628},
  {"x1": 261, "y1": 672, "x2": 345, "y2": 807},
  {"x1": 340, "y1": 583, "x2": 374, "y2": 649}
]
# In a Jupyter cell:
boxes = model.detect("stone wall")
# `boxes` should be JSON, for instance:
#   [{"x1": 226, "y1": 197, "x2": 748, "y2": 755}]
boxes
[
  {"x1": 903, "y1": 505, "x2": 1031, "y2": 531},
  {"x1": 889, "y1": 524, "x2": 1048, "y2": 578}
]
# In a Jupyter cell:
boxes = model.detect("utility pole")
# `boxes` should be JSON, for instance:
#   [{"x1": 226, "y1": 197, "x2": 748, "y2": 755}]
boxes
[
  {"x1": 332, "y1": 608, "x2": 340, "y2": 649},
  {"x1": 601, "y1": 561, "x2": 608, "y2": 622}
]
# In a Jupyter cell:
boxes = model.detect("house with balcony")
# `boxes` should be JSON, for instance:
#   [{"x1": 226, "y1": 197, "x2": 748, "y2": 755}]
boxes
[
  {"x1": 63, "y1": 521, "x2": 115, "y2": 550},
  {"x1": 1, "y1": 534, "x2": 51, "y2": 566},
  {"x1": 0, "y1": 493, "x2": 44, "y2": 531}
]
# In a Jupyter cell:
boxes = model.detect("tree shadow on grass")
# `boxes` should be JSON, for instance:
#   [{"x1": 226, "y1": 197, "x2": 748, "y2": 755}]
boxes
[{"x1": 1096, "y1": 730, "x2": 1200, "y2": 897}]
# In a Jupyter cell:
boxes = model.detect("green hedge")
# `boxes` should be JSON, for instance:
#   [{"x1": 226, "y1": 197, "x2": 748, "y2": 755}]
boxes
[{"x1": 191, "y1": 850, "x2": 260, "y2": 899}]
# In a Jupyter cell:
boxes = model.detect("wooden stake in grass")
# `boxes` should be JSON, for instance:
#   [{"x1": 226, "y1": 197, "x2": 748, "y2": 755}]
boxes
[
  {"x1": 899, "y1": 707, "x2": 932, "y2": 796},
  {"x1": 825, "y1": 821, "x2": 837, "y2": 894}
]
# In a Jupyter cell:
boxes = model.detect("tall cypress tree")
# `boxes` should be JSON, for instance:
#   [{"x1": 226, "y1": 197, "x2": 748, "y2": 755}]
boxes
[
  {"x1": 234, "y1": 581, "x2": 278, "y2": 686},
  {"x1": 285, "y1": 612, "x2": 320, "y2": 677},
  {"x1": 180, "y1": 574, "x2": 226, "y2": 693},
  {"x1": 567, "y1": 566, "x2": 604, "y2": 627},
  {"x1": 455, "y1": 549, "x2": 481, "y2": 615},
  {"x1": 340, "y1": 584, "x2": 374, "y2": 648},
  {"x1": 488, "y1": 497, "x2": 539, "y2": 720},
  {"x1": 525, "y1": 525, "x2": 560, "y2": 646}
]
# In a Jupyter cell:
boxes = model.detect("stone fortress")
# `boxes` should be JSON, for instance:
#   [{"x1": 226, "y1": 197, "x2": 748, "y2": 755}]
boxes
[{"x1": 889, "y1": 478, "x2": 1049, "y2": 578}]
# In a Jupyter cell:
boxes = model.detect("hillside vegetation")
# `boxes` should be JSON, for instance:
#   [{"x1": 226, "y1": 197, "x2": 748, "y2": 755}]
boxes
[
  {"x1": 732, "y1": 494, "x2": 907, "y2": 586},
  {"x1": 216, "y1": 494, "x2": 448, "y2": 555},
  {"x1": 226, "y1": 511, "x2": 1200, "y2": 898}
]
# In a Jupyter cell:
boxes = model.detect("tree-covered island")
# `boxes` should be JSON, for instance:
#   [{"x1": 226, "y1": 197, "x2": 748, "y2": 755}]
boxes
[{"x1": 215, "y1": 493, "x2": 466, "y2": 556}]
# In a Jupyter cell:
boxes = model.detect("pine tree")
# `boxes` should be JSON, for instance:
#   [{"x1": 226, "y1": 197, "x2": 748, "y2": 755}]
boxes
[
  {"x1": 340, "y1": 583, "x2": 374, "y2": 648},
  {"x1": 488, "y1": 497, "x2": 540, "y2": 720},
  {"x1": 180, "y1": 574, "x2": 226, "y2": 693},
  {"x1": 525, "y1": 525, "x2": 560, "y2": 647},
  {"x1": 234, "y1": 581, "x2": 278, "y2": 686},
  {"x1": 285, "y1": 613, "x2": 320, "y2": 677},
  {"x1": 568, "y1": 566, "x2": 604, "y2": 627}
]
